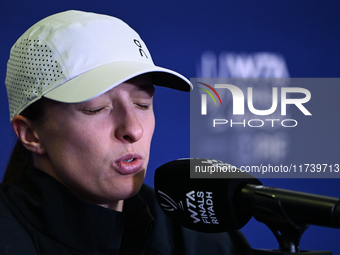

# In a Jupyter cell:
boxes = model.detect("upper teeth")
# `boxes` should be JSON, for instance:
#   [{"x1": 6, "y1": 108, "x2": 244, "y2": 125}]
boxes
[{"x1": 124, "y1": 158, "x2": 134, "y2": 162}]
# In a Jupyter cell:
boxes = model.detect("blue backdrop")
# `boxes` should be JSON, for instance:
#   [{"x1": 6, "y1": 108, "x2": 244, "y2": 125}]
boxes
[{"x1": 1, "y1": 0, "x2": 340, "y2": 253}]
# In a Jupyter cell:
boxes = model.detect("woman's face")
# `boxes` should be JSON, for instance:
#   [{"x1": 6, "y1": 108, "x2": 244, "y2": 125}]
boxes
[{"x1": 34, "y1": 74, "x2": 155, "y2": 208}]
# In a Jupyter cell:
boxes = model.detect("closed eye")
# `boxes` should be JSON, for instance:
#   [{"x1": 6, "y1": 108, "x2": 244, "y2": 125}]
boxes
[
  {"x1": 82, "y1": 107, "x2": 105, "y2": 115},
  {"x1": 135, "y1": 103, "x2": 151, "y2": 110}
]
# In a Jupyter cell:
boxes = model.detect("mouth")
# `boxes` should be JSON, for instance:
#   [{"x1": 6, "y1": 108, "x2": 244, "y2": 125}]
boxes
[
  {"x1": 123, "y1": 158, "x2": 134, "y2": 163},
  {"x1": 114, "y1": 154, "x2": 144, "y2": 175}
]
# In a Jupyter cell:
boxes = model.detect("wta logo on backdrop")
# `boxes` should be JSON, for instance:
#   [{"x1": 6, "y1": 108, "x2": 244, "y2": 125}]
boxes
[{"x1": 191, "y1": 51, "x2": 312, "y2": 167}]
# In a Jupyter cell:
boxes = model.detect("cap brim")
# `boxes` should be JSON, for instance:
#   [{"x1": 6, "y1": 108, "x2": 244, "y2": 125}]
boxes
[{"x1": 44, "y1": 61, "x2": 192, "y2": 103}]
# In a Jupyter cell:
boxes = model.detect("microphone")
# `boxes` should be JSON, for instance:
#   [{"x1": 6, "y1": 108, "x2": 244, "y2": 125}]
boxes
[
  {"x1": 154, "y1": 158, "x2": 340, "y2": 233},
  {"x1": 154, "y1": 158, "x2": 262, "y2": 232}
]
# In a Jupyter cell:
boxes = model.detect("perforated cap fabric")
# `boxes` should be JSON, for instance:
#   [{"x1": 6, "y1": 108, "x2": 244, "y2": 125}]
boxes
[{"x1": 5, "y1": 10, "x2": 192, "y2": 121}]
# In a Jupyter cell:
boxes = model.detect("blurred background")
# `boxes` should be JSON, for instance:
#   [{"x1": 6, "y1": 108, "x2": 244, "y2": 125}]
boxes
[{"x1": 1, "y1": 0, "x2": 340, "y2": 253}]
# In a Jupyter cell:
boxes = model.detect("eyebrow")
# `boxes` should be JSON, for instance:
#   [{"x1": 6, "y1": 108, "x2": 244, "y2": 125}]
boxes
[{"x1": 137, "y1": 84, "x2": 155, "y2": 96}]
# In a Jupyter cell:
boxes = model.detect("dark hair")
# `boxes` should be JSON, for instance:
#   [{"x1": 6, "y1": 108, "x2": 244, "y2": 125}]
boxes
[{"x1": 2, "y1": 99, "x2": 47, "y2": 185}]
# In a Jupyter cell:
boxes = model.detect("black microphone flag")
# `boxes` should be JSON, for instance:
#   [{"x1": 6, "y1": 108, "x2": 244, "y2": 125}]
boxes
[
  {"x1": 154, "y1": 158, "x2": 340, "y2": 233},
  {"x1": 154, "y1": 158, "x2": 261, "y2": 233}
]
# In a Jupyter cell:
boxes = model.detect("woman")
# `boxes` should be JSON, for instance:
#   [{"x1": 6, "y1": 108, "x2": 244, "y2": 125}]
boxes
[{"x1": 0, "y1": 10, "x2": 251, "y2": 254}]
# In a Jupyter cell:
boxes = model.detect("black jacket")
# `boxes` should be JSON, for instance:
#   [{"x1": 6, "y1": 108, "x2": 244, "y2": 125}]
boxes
[{"x1": 0, "y1": 167, "x2": 251, "y2": 254}]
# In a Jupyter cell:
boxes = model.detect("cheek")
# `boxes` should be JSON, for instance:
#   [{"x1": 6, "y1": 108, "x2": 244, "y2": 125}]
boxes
[
  {"x1": 63, "y1": 122, "x2": 109, "y2": 157},
  {"x1": 144, "y1": 114, "x2": 155, "y2": 144},
  {"x1": 142, "y1": 114, "x2": 155, "y2": 160},
  {"x1": 41, "y1": 119, "x2": 102, "y2": 166},
  {"x1": 148, "y1": 114, "x2": 156, "y2": 134}
]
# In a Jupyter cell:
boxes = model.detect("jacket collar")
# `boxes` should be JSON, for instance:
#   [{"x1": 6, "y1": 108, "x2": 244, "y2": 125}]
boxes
[{"x1": 6, "y1": 166, "x2": 154, "y2": 255}]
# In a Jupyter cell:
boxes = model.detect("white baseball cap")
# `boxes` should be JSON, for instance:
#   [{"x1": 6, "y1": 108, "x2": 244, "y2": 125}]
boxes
[{"x1": 5, "y1": 10, "x2": 192, "y2": 121}]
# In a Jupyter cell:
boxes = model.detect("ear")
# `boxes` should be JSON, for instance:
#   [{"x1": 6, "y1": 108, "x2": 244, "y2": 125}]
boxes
[{"x1": 12, "y1": 115, "x2": 46, "y2": 154}]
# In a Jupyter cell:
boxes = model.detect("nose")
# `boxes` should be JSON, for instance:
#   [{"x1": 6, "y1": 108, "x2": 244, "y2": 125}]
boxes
[{"x1": 114, "y1": 104, "x2": 143, "y2": 143}]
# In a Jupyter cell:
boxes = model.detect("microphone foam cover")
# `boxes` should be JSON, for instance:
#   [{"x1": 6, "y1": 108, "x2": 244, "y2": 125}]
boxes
[{"x1": 154, "y1": 158, "x2": 261, "y2": 233}]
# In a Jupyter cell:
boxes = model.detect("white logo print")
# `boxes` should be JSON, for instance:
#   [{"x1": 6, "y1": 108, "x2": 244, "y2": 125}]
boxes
[{"x1": 157, "y1": 190, "x2": 184, "y2": 212}]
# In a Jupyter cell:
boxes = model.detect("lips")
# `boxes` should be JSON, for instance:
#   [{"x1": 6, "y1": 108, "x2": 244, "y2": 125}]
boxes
[{"x1": 114, "y1": 153, "x2": 144, "y2": 175}]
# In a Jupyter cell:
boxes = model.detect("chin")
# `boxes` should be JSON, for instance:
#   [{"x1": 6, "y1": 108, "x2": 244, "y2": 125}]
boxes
[
  {"x1": 115, "y1": 171, "x2": 146, "y2": 200},
  {"x1": 122, "y1": 179, "x2": 144, "y2": 199}
]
